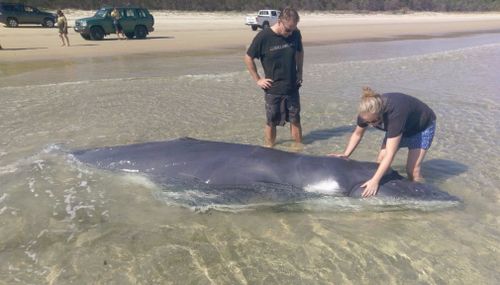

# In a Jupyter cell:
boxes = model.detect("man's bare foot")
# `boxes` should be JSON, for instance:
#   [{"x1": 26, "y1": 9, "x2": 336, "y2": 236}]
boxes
[
  {"x1": 412, "y1": 176, "x2": 426, "y2": 183},
  {"x1": 289, "y1": 142, "x2": 304, "y2": 152}
]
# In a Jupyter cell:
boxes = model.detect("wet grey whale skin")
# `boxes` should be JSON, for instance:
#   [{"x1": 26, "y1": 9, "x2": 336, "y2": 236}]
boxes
[{"x1": 71, "y1": 137, "x2": 460, "y2": 202}]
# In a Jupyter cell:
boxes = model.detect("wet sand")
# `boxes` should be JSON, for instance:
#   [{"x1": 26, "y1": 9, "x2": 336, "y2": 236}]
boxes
[{"x1": 1, "y1": 11, "x2": 500, "y2": 63}]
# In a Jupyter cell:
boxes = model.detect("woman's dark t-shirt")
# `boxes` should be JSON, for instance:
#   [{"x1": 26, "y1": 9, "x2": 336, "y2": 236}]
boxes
[
  {"x1": 357, "y1": 93, "x2": 436, "y2": 138},
  {"x1": 246, "y1": 28, "x2": 303, "y2": 95}
]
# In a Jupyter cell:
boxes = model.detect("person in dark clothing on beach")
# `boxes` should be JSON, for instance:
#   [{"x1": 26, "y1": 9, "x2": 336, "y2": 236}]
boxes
[
  {"x1": 244, "y1": 7, "x2": 304, "y2": 148},
  {"x1": 330, "y1": 87, "x2": 437, "y2": 197}
]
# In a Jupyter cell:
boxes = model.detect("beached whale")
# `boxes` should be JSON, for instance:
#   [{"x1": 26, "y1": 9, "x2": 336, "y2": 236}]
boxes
[{"x1": 71, "y1": 137, "x2": 460, "y2": 205}]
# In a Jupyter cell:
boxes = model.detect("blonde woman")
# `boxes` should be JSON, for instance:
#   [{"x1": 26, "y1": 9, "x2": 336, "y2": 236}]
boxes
[
  {"x1": 57, "y1": 10, "x2": 69, "y2": 46},
  {"x1": 330, "y1": 87, "x2": 436, "y2": 197}
]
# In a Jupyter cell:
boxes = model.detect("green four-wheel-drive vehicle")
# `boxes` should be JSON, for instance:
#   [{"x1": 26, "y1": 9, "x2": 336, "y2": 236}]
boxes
[
  {"x1": 74, "y1": 7, "x2": 154, "y2": 40},
  {"x1": 0, "y1": 2, "x2": 57, "y2": 27}
]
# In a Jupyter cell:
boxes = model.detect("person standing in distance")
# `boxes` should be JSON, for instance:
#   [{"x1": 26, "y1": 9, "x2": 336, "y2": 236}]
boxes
[
  {"x1": 244, "y1": 7, "x2": 304, "y2": 148},
  {"x1": 57, "y1": 10, "x2": 69, "y2": 47},
  {"x1": 111, "y1": 8, "x2": 124, "y2": 40}
]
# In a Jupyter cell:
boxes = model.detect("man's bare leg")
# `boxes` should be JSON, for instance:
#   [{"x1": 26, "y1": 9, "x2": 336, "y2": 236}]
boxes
[
  {"x1": 289, "y1": 122, "x2": 303, "y2": 151},
  {"x1": 290, "y1": 122, "x2": 302, "y2": 144},
  {"x1": 264, "y1": 124, "x2": 276, "y2": 148}
]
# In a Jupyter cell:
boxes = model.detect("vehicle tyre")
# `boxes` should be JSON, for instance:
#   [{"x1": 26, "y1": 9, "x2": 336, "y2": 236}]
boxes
[
  {"x1": 7, "y1": 18, "x2": 18, "y2": 28},
  {"x1": 89, "y1": 26, "x2": 105, "y2": 40},
  {"x1": 134, "y1": 25, "x2": 147, "y2": 39},
  {"x1": 43, "y1": 18, "x2": 55, "y2": 28},
  {"x1": 80, "y1": 34, "x2": 91, "y2": 40},
  {"x1": 125, "y1": 32, "x2": 135, "y2": 39},
  {"x1": 251, "y1": 25, "x2": 258, "y2": 31},
  {"x1": 262, "y1": 22, "x2": 270, "y2": 29}
]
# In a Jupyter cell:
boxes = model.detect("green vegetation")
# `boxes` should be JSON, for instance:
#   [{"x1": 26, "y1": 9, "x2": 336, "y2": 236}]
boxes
[{"x1": 16, "y1": 0, "x2": 500, "y2": 11}]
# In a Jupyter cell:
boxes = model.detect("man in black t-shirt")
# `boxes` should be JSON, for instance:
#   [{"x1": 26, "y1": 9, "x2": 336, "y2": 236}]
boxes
[{"x1": 244, "y1": 7, "x2": 304, "y2": 148}]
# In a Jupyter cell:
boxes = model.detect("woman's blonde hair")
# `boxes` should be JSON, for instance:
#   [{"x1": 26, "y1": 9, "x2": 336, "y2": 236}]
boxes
[{"x1": 358, "y1": 87, "x2": 383, "y2": 115}]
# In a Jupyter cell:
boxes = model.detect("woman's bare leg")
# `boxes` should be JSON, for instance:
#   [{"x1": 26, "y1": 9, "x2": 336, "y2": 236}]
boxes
[{"x1": 406, "y1": 148, "x2": 427, "y2": 182}]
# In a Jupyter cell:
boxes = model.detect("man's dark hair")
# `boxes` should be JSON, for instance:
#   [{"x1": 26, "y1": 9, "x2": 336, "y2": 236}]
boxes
[{"x1": 279, "y1": 7, "x2": 300, "y2": 23}]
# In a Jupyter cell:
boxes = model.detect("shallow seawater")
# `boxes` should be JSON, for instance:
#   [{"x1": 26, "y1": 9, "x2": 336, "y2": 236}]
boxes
[{"x1": 0, "y1": 33, "x2": 499, "y2": 284}]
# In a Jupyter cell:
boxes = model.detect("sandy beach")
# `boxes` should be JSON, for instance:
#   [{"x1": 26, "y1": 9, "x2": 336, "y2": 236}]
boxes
[{"x1": 1, "y1": 11, "x2": 500, "y2": 63}]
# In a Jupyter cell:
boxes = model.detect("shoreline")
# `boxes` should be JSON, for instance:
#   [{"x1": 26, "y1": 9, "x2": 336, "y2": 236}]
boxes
[
  {"x1": 1, "y1": 11, "x2": 500, "y2": 66},
  {"x1": 1, "y1": 27, "x2": 497, "y2": 80}
]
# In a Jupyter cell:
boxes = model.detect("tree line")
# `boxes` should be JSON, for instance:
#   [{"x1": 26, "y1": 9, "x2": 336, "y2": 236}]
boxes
[{"x1": 20, "y1": 0, "x2": 500, "y2": 11}]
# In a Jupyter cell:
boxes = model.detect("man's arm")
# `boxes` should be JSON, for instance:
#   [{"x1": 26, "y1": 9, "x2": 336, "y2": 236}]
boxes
[
  {"x1": 244, "y1": 54, "x2": 273, "y2": 90},
  {"x1": 296, "y1": 50, "x2": 304, "y2": 84}
]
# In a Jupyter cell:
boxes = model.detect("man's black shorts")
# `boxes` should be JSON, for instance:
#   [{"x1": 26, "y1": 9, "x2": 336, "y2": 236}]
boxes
[{"x1": 264, "y1": 92, "x2": 301, "y2": 127}]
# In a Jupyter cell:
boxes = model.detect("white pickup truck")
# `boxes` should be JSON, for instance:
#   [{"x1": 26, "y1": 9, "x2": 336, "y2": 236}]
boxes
[{"x1": 245, "y1": 9, "x2": 280, "y2": 31}]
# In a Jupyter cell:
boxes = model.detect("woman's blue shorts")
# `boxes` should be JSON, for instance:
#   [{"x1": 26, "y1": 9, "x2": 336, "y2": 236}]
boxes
[{"x1": 383, "y1": 121, "x2": 436, "y2": 150}]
